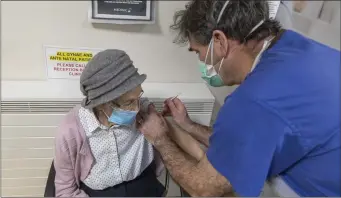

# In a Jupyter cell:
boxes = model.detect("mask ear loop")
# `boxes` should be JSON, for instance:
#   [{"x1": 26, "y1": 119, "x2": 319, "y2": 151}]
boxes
[
  {"x1": 204, "y1": 40, "x2": 213, "y2": 66},
  {"x1": 101, "y1": 109, "x2": 110, "y2": 119},
  {"x1": 217, "y1": 0, "x2": 230, "y2": 23},
  {"x1": 99, "y1": 109, "x2": 115, "y2": 128},
  {"x1": 211, "y1": 0, "x2": 229, "y2": 75},
  {"x1": 206, "y1": 0, "x2": 229, "y2": 67},
  {"x1": 211, "y1": 37, "x2": 225, "y2": 77},
  {"x1": 211, "y1": 40, "x2": 214, "y2": 66},
  {"x1": 243, "y1": 19, "x2": 265, "y2": 43},
  {"x1": 217, "y1": 56, "x2": 224, "y2": 74}
]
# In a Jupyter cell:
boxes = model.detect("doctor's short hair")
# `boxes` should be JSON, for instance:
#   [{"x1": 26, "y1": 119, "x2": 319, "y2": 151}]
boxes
[{"x1": 170, "y1": 0, "x2": 282, "y2": 46}]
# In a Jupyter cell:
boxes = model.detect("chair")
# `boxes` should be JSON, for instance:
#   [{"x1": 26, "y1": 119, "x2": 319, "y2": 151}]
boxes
[
  {"x1": 44, "y1": 161, "x2": 170, "y2": 197},
  {"x1": 44, "y1": 161, "x2": 56, "y2": 197},
  {"x1": 180, "y1": 187, "x2": 191, "y2": 197}
]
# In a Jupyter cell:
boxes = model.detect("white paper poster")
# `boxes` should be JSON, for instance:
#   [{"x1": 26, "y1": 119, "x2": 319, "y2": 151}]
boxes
[
  {"x1": 268, "y1": 1, "x2": 281, "y2": 20},
  {"x1": 44, "y1": 46, "x2": 103, "y2": 79}
]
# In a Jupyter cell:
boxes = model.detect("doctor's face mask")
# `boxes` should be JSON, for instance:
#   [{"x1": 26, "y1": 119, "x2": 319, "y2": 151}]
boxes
[{"x1": 199, "y1": 39, "x2": 225, "y2": 87}]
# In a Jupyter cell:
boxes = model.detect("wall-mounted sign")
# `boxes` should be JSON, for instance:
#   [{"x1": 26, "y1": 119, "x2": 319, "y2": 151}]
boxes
[
  {"x1": 268, "y1": 1, "x2": 281, "y2": 20},
  {"x1": 44, "y1": 46, "x2": 103, "y2": 79},
  {"x1": 89, "y1": 0, "x2": 155, "y2": 24}
]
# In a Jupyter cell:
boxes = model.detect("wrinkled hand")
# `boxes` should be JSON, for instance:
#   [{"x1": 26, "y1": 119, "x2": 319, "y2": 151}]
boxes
[
  {"x1": 137, "y1": 103, "x2": 169, "y2": 146},
  {"x1": 161, "y1": 97, "x2": 193, "y2": 130}
]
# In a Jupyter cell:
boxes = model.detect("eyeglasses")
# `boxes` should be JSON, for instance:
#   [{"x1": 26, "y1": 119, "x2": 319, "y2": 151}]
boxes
[{"x1": 113, "y1": 91, "x2": 144, "y2": 109}]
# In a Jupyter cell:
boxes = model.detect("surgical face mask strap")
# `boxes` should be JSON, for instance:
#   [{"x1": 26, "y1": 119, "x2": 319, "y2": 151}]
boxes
[
  {"x1": 211, "y1": 41, "x2": 214, "y2": 66},
  {"x1": 218, "y1": 55, "x2": 224, "y2": 73},
  {"x1": 209, "y1": 0, "x2": 230, "y2": 66},
  {"x1": 207, "y1": 0, "x2": 263, "y2": 74},
  {"x1": 244, "y1": 19, "x2": 265, "y2": 41},
  {"x1": 216, "y1": 1, "x2": 278, "y2": 44},
  {"x1": 204, "y1": 0, "x2": 229, "y2": 65},
  {"x1": 217, "y1": 0, "x2": 230, "y2": 23},
  {"x1": 101, "y1": 109, "x2": 110, "y2": 119},
  {"x1": 217, "y1": 0, "x2": 265, "y2": 37},
  {"x1": 250, "y1": 36, "x2": 275, "y2": 72},
  {"x1": 200, "y1": 0, "x2": 230, "y2": 86},
  {"x1": 212, "y1": 41, "x2": 224, "y2": 74},
  {"x1": 204, "y1": 40, "x2": 213, "y2": 65}
]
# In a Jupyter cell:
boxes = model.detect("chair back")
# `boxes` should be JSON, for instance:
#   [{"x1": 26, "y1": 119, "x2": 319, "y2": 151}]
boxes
[{"x1": 44, "y1": 161, "x2": 56, "y2": 197}]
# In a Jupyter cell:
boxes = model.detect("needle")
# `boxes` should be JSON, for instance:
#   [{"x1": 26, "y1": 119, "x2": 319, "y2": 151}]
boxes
[
  {"x1": 171, "y1": 93, "x2": 181, "y2": 100},
  {"x1": 161, "y1": 93, "x2": 182, "y2": 115}
]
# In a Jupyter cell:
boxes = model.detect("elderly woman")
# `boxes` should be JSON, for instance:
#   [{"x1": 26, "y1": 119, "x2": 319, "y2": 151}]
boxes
[{"x1": 53, "y1": 49, "x2": 165, "y2": 197}]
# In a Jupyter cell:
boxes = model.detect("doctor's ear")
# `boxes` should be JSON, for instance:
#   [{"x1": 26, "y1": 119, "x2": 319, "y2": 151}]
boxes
[{"x1": 212, "y1": 30, "x2": 229, "y2": 57}]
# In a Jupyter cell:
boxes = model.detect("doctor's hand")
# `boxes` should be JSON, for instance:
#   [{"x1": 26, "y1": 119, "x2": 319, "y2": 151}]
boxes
[
  {"x1": 162, "y1": 98, "x2": 193, "y2": 130},
  {"x1": 137, "y1": 103, "x2": 169, "y2": 146}
]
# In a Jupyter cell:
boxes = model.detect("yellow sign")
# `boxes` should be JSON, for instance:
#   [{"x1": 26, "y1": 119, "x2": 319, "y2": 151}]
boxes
[
  {"x1": 45, "y1": 46, "x2": 103, "y2": 79},
  {"x1": 49, "y1": 51, "x2": 93, "y2": 62}
]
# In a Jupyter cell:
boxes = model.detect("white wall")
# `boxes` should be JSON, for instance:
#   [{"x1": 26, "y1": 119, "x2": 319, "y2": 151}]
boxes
[
  {"x1": 1, "y1": 1, "x2": 238, "y2": 108},
  {"x1": 292, "y1": 1, "x2": 340, "y2": 50},
  {"x1": 1, "y1": 1, "x2": 203, "y2": 82},
  {"x1": 3, "y1": 1, "x2": 338, "y2": 109}
]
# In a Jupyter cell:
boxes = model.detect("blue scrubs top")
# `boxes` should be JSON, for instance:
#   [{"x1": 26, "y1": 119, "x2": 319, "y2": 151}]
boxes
[{"x1": 207, "y1": 30, "x2": 340, "y2": 197}]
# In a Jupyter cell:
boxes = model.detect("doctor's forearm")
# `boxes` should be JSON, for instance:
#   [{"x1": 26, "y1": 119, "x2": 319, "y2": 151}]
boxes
[
  {"x1": 155, "y1": 136, "x2": 207, "y2": 196},
  {"x1": 182, "y1": 121, "x2": 212, "y2": 147},
  {"x1": 154, "y1": 136, "x2": 230, "y2": 196},
  {"x1": 166, "y1": 119, "x2": 205, "y2": 161}
]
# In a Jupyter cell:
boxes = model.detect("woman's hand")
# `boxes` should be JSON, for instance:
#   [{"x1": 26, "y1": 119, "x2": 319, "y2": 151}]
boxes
[{"x1": 137, "y1": 103, "x2": 169, "y2": 146}]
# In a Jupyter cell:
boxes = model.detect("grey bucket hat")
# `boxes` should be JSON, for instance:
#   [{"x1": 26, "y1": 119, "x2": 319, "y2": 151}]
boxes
[{"x1": 80, "y1": 49, "x2": 146, "y2": 109}]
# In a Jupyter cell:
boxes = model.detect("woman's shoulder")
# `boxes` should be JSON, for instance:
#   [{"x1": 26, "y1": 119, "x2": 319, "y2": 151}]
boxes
[{"x1": 55, "y1": 105, "x2": 84, "y2": 144}]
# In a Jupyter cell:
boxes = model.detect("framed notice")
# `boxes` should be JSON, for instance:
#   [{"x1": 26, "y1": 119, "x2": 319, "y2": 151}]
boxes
[
  {"x1": 89, "y1": 0, "x2": 154, "y2": 24},
  {"x1": 44, "y1": 46, "x2": 103, "y2": 79}
]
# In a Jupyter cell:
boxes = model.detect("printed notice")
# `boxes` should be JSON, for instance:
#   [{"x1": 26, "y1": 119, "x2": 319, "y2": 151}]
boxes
[
  {"x1": 91, "y1": 0, "x2": 152, "y2": 21},
  {"x1": 268, "y1": 1, "x2": 281, "y2": 20},
  {"x1": 45, "y1": 46, "x2": 102, "y2": 79}
]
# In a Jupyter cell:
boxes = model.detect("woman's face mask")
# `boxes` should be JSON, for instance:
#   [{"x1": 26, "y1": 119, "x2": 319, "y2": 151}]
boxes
[
  {"x1": 103, "y1": 91, "x2": 143, "y2": 126},
  {"x1": 107, "y1": 107, "x2": 139, "y2": 126}
]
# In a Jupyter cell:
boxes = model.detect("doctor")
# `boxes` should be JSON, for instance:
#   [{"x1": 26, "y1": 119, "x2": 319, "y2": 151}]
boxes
[{"x1": 137, "y1": 0, "x2": 340, "y2": 197}]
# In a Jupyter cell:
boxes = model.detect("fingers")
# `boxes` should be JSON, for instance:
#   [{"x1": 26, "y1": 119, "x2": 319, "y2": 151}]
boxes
[
  {"x1": 136, "y1": 112, "x2": 144, "y2": 127},
  {"x1": 162, "y1": 98, "x2": 185, "y2": 117},
  {"x1": 166, "y1": 99, "x2": 177, "y2": 113},
  {"x1": 172, "y1": 98, "x2": 184, "y2": 109},
  {"x1": 137, "y1": 113, "x2": 147, "y2": 131},
  {"x1": 136, "y1": 112, "x2": 143, "y2": 122},
  {"x1": 161, "y1": 110, "x2": 169, "y2": 117},
  {"x1": 161, "y1": 104, "x2": 170, "y2": 116},
  {"x1": 163, "y1": 97, "x2": 172, "y2": 105},
  {"x1": 147, "y1": 103, "x2": 158, "y2": 114}
]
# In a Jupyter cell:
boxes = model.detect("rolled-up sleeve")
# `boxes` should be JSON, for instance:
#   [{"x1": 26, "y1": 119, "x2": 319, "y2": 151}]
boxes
[{"x1": 207, "y1": 94, "x2": 288, "y2": 196}]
